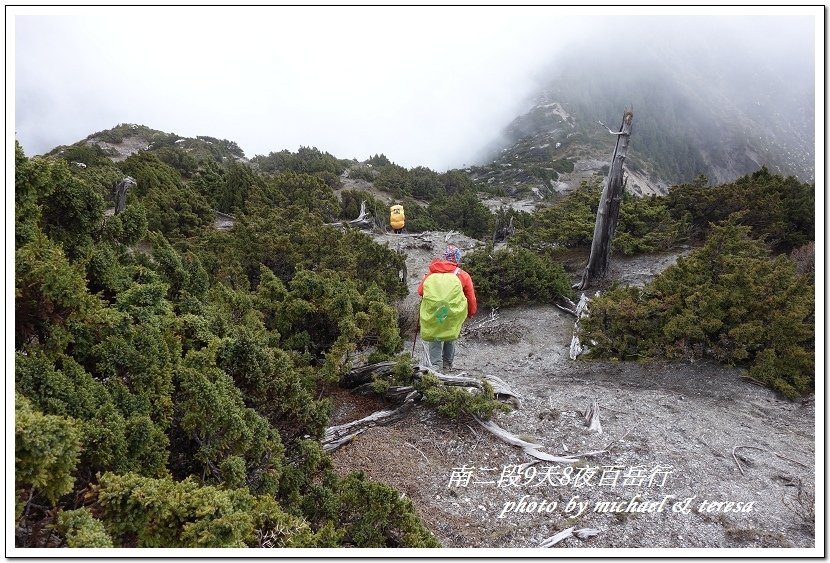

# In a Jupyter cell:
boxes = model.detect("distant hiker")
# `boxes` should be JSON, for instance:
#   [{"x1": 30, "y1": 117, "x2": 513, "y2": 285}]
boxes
[
  {"x1": 390, "y1": 204, "x2": 405, "y2": 234},
  {"x1": 417, "y1": 244, "x2": 477, "y2": 372}
]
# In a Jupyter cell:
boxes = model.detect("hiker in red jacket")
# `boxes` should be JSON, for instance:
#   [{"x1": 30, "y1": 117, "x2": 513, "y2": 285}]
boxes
[{"x1": 417, "y1": 244, "x2": 477, "y2": 372}]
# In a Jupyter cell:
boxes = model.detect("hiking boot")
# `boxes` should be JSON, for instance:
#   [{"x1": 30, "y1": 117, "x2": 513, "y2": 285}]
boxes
[{"x1": 442, "y1": 362, "x2": 453, "y2": 373}]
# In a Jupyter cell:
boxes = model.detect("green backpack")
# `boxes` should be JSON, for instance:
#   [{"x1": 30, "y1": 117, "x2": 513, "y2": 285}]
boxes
[{"x1": 420, "y1": 268, "x2": 468, "y2": 341}]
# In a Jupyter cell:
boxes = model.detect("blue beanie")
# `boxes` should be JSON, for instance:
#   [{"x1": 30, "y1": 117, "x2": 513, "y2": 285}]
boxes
[{"x1": 444, "y1": 244, "x2": 462, "y2": 263}]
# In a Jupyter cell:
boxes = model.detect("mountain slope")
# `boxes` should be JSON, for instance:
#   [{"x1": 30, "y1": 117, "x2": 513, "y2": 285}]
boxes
[{"x1": 473, "y1": 21, "x2": 814, "y2": 198}]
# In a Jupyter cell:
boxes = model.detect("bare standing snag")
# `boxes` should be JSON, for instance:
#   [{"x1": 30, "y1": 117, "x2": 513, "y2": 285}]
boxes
[{"x1": 577, "y1": 108, "x2": 635, "y2": 290}]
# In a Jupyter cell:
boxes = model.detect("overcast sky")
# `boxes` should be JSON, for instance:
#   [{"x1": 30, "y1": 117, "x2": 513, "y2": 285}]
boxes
[{"x1": 9, "y1": 5, "x2": 822, "y2": 172}]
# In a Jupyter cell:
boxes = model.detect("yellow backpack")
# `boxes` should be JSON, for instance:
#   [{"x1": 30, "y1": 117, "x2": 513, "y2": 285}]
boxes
[{"x1": 390, "y1": 205, "x2": 405, "y2": 230}]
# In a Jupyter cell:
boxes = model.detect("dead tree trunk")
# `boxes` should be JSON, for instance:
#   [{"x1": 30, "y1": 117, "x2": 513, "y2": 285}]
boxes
[
  {"x1": 576, "y1": 109, "x2": 634, "y2": 290},
  {"x1": 114, "y1": 176, "x2": 136, "y2": 215}
]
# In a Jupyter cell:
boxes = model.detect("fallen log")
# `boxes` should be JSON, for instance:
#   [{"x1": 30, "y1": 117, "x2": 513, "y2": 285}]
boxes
[
  {"x1": 327, "y1": 361, "x2": 523, "y2": 452},
  {"x1": 351, "y1": 383, "x2": 417, "y2": 402},
  {"x1": 417, "y1": 367, "x2": 520, "y2": 404},
  {"x1": 341, "y1": 362, "x2": 399, "y2": 388}
]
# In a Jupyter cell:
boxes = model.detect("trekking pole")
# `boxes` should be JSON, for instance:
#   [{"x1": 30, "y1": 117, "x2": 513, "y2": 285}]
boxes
[{"x1": 411, "y1": 323, "x2": 420, "y2": 357}]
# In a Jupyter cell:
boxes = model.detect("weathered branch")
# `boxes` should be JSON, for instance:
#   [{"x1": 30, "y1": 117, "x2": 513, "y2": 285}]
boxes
[
  {"x1": 556, "y1": 294, "x2": 581, "y2": 314},
  {"x1": 731, "y1": 444, "x2": 810, "y2": 475},
  {"x1": 472, "y1": 415, "x2": 580, "y2": 463},
  {"x1": 322, "y1": 390, "x2": 419, "y2": 452},
  {"x1": 351, "y1": 383, "x2": 417, "y2": 402},
  {"x1": 740, "y1": 375, "x2": 768, "y2": 387},
  {"x1": 326, "y1": 200, "x2": 375, "y2": 230},
  {"x1": 404, "y1": 441, "x2": 429, "y2": 462},
  {"x1": 341, "y1": 361, "x2": 400, "y2": 388},
  {"x1": 569, "y1": 293, "x2": 590, "y2": 360},
  {"x1": 341, "y1": 361, "x2": 522, "y2": 404},
  {"x1": 597, "y1": 119, "x2": 628, "y2": 135},
  {"x1": 584, "y1": 398, "x2": 603, "y2": 434},
  {"x1": 539, "y1": 526, "x2": 601, "y2": 547}
]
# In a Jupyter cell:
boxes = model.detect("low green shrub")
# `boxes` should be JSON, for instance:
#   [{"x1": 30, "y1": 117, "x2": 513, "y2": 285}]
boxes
[
  {"x1": 580, "y1": 217, "x2": 814, "y2": 398},
  {"x1": 90, "y1": 472, "x2": 313, "y2": 547},
  {"x1": 463, "y1": 246, "x2": 573, "y2": 308},
  {"x1": 551, "y1": 158, "x2": 575, "y2": 174},
  {"x1": 666, "y1": 168, "x2": 814, "y2": 252},
  {"x1": 56, "y1": 508, "x2": 114, "y2": 548},
  {"x1": 427, "y1": 191, "x2": 494, "y2": 239},
  {"x1": 347, "y1": 166, "x2": 377, "y2": 182},
  {"x1": 416, "y1": 373, "x2": 512, "y2": 420},
  {"x1": 398, "y1": 198, "x2": 435, "y2": 232},
  {"x1": 15, "y1": 392, "x2": 82, "y2": 529},
  {"x1": 304, "y1": 471, "x2": 440, "y2": 547},
  {"x1": 512, "y1": 178, "x2": 685, "y2": 255}
]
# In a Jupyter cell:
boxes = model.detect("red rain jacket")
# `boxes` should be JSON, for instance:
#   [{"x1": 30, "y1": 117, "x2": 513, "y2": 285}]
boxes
[{"x1": 417, "y1": 259, "x2": 478, "y2": 318}]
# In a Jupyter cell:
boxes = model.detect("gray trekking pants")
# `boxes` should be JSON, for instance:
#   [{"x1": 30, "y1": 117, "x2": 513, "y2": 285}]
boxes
[{"x1": 427, "y1": 340, "x2": 456, "y2": 371}]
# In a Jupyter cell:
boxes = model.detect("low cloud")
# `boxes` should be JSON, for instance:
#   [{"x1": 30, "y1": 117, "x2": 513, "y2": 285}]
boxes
[{"x1": 12, "y1": 7, "x2": 818, "y2": 172}]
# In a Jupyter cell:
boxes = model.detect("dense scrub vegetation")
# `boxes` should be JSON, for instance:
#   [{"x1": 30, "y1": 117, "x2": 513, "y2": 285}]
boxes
[
  {"x1": 510, "y1": 167, "x2": 812, "y2": 260},
  {"x1": 499, "y1": 167, "x2": 814, "y2": 399},
  {"x1": 464, "y1": 246, "x2": 573, "y2": 308},
  {"x1": 510, "y1": 178, "x2": 688, "y2": 255},
  {"x1": 14, "y1": 121, "x2": 816, "y2": 549},
  {"x1": 251, "y1": 146, "x2": 350, "y2": 177},
  {"x1": 14, "y1": 142, "x2": 437, "y2": 548},
  {"x1": 578, "y1": 217, "x2": 814, "y2": 399},
  {"x1": 665, "y1": 168, "x2": 814, "y2": 253}
]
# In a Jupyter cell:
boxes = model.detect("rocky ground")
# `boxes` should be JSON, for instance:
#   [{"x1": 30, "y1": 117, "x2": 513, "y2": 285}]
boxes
[{"x1": 329, "y1": 230, "x2": 818, "y2": 552}]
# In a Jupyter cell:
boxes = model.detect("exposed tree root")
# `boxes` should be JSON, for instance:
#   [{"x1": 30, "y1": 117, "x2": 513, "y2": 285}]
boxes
[{"x1": 325, "y1": 362, "x2": 523, "y2": 452}]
